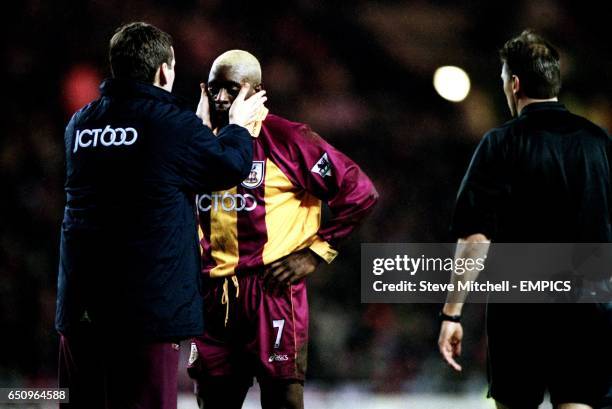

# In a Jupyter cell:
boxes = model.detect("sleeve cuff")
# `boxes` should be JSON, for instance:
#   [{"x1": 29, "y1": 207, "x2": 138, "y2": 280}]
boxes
[{"x1": 309, "y1": 237, "x2": 338, "y2": 264}]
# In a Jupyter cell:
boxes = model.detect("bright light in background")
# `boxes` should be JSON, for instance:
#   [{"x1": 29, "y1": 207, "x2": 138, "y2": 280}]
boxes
[{"x1": 433, "y1": 66, "x2": 471, "y2": 102}]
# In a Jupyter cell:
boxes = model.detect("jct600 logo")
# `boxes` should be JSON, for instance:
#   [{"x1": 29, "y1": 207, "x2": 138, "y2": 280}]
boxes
[
  {"x1": 196, "y1": 193, "x2": 258, "y2": 212},
  {"x1": 73, "y1": 126, "x2": 138, "y2": 153}
]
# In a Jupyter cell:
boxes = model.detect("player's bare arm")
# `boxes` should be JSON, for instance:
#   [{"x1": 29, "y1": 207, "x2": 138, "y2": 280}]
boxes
[{"x1": 438, "y1": 233, "x2": 490, "y2": 372}]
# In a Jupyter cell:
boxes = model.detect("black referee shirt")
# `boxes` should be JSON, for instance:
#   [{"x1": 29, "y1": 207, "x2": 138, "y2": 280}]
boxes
[{"x1": 452, "y1": 102, "x2": 611, "y2": 243}]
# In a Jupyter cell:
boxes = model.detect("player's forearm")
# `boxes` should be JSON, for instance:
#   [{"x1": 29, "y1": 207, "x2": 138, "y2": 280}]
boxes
[
  {"x1": 443, "y1": 234, "x2": 491, "y2": 316},
  {"x1": 206, "y1": 124, "x2": 254, "y2": 189}
]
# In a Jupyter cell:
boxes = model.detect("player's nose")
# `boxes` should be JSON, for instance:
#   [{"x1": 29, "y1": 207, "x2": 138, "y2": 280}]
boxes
[{"x1": 215, "y1": 88, "x2": 230, "y2": 102}]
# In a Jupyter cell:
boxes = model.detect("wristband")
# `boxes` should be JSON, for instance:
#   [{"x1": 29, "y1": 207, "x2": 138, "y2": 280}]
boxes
[{"x1": 439, "y1": 311, "x2": 461, "y2": 323}]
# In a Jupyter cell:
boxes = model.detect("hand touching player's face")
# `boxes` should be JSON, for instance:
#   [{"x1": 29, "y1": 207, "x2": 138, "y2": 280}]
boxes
[{"x1": 207, "y1": 65, "x2": 261, "y2": 127}]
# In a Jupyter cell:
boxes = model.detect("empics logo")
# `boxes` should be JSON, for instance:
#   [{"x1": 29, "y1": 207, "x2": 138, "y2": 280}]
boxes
[
  {"x1": 196, "y1": 193, "x2": 258, "y2": 212},
  {"x1": 241, "y1": 161, "x2": 265, "y2": 189},
  {"x1": 311, "y1": 153, "x2": 332, "y2": 178},
  {"x1": 268, "y1": 352, "x2": 289, "y2": 363},
  {"x1": 73, "y1": 126, "x2": 138, "y2": 153}
]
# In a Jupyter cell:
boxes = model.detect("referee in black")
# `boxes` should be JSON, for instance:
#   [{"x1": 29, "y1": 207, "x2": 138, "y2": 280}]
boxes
[{"x1": 438, "y1": 31, "x2": 612, "y2": 409}]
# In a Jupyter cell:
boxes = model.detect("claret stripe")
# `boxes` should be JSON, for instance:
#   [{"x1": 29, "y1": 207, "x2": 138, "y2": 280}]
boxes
[
  {"x1": 236, "y1": 143, "x2": 268, "y2": 272},
  {"x1": 236, "y1": 179, "x2": 268, "y2": 272},
  {"x1": 198, "y1": 196, "x2": 215, "y2": 273}
]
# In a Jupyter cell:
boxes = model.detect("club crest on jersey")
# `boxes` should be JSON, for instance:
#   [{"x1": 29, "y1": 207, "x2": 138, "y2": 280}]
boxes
[
  {"x1": 241, "y1": 161, "x2": 265, "y2": 189},
  {"x1": 311, "y1": 153, "x2": 332, "y2": 178}
]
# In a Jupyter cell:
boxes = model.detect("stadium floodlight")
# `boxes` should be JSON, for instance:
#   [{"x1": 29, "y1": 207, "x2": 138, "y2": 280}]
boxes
[{"x1": 433, "y1": 65, "x2": 471, "y2": 102}]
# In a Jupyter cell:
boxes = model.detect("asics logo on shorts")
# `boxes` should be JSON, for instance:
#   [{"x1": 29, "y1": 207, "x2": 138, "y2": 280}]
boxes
[
  {"x1": 268, "y1": 353, "x2": 289, "y2": 362},
  {"x1": 73, "y1": 126, "x2": 138, "y2": 153},
  {"x1": 196, "y1": 193, "x2": 258, "y2": 212}
]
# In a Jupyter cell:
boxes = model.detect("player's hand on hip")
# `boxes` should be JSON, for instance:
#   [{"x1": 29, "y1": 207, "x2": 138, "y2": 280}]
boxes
[
  {"x1": 229, "y1": 83, "x2": 267, "y2": 128},
  {"x1": 438, "y1": 321, "x2": 463, "y2": 371},
  {"x1": 263, "y1": 249, "x2": 321, "y2": 293},
  {"x1": 196, "y1": 82, "x2": 212, "y2": 128}
]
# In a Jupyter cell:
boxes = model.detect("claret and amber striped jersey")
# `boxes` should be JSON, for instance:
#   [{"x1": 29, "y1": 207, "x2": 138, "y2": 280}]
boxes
[{"x1": 197, "y1": 110, "x2": 378, "y2": 278}]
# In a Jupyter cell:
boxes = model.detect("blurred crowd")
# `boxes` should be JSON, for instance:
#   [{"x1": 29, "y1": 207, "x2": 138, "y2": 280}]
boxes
[{"x1": 2, "y1": 0, "x2": 610, "y2": 392}]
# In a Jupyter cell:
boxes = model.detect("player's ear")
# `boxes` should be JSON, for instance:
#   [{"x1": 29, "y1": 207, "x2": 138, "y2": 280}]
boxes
[
  {"x1": 511, "y1": 75, "x2": 520, "y2": 96},
  {"x1": 159, "y1": 63, "x2": 169, "y2": 87}
]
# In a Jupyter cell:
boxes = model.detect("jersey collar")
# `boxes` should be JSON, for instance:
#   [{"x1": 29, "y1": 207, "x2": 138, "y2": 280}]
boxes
[{"x1": 520, "y1": 101, "x2": 567, "y2": 116}]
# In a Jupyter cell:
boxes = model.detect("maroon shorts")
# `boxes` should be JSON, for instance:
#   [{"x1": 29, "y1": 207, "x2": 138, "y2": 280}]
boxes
[
  {"x1": 58, "y1": 324, "x2": 180, "y2": 409},
  {"x1": 188, "y1": 273, "x2": 308, "y2": 384}
]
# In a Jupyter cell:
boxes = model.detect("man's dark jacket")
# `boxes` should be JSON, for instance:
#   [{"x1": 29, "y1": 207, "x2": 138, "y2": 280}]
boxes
[{"x1": 56, "y1": 79, "x2": 252, "y2": 340}]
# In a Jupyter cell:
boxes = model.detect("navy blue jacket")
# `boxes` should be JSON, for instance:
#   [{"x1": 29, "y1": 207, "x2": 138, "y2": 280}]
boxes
[{"x1": 56, "y1": 79, "x2": 252, "y2": 340}]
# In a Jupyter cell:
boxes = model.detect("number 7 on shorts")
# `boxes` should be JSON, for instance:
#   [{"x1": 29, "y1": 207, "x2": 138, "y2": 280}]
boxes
[{"x1": 272, "y1": 319, "x2": 285, "y2": 349}]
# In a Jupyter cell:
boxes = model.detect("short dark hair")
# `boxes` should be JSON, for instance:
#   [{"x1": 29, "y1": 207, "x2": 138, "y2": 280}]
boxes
[
  {"x1": 499, "y1": 30, "x2": 561, "y2": 99},
  {"x1": 109, "y1": 22, "x2": 173, "y2": 83}
]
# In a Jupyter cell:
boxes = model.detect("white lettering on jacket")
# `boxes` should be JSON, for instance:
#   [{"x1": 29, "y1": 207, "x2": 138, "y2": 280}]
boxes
[{"x1": 74, "y1": 126, "x2": 138, "y2": 153}]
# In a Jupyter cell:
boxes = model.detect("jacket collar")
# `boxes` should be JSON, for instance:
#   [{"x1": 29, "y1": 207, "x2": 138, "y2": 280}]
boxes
[
  {"x1": 99, "y1": 78, "x2": 180, "y2": 104},
  {"x1": 519, "y1": 101, "x2": 567, "y2": 116}
]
